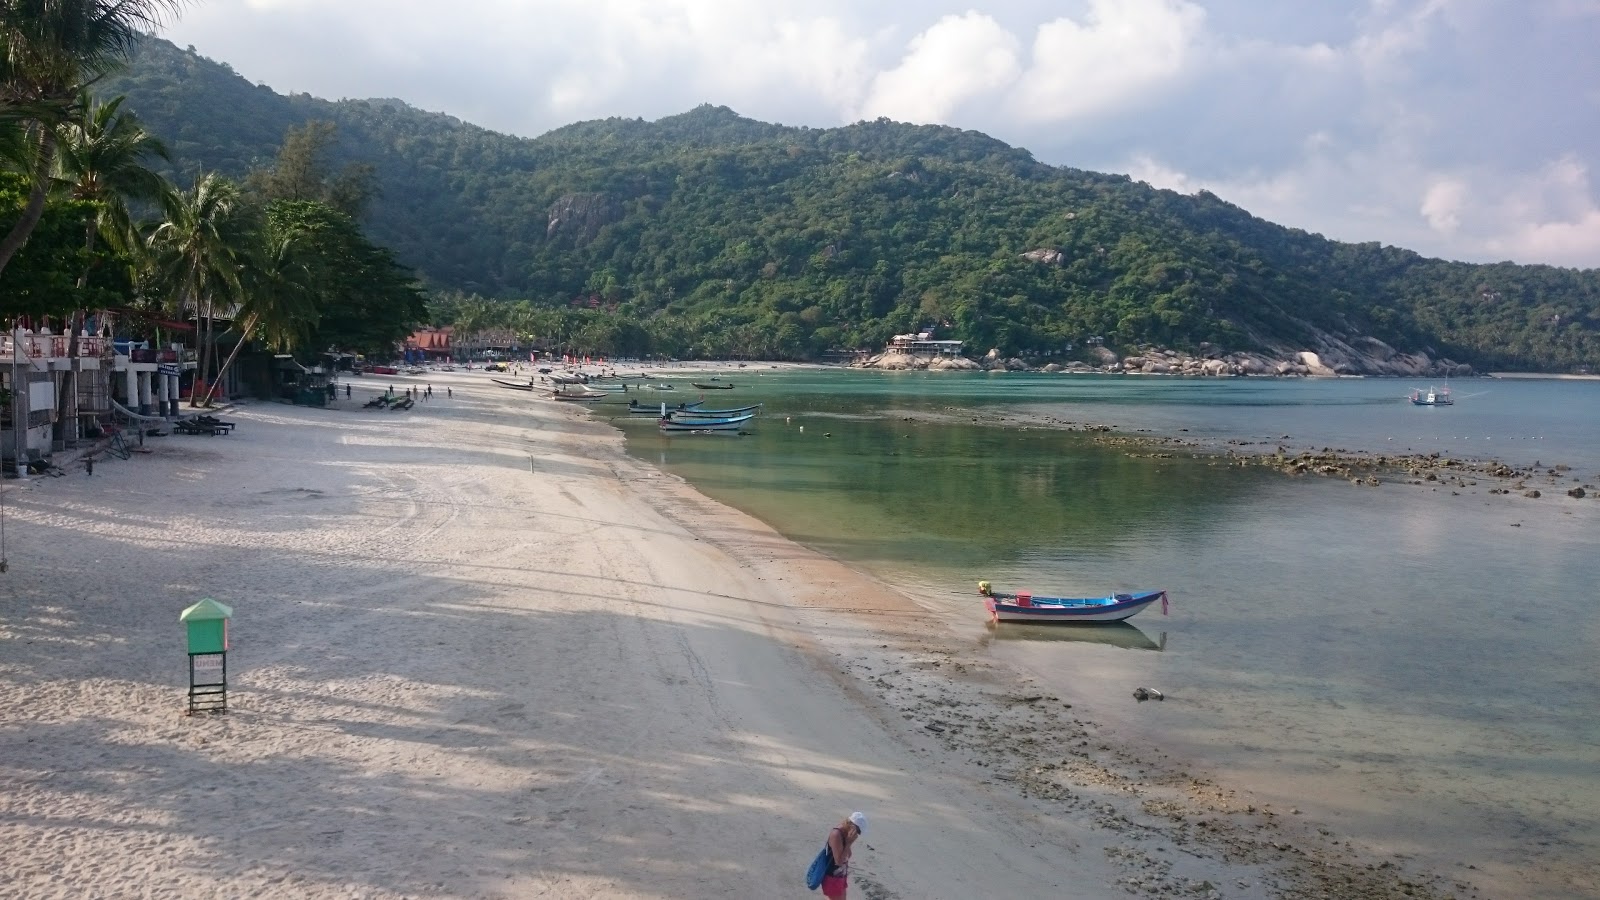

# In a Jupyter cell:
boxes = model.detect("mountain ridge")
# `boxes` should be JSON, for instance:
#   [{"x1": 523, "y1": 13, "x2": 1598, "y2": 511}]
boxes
[{"x1": 98, "y1": 38, "x2": 1600, "y2": 370}]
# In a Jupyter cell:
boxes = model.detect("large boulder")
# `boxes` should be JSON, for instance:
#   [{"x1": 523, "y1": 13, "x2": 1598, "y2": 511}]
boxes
[
  {"x1": 1020, "y1": 248, "x2": 1065, "y2": 266},
  {"x1": 1295, "y1": 351, "x2": 1339, "y2": 377},
  {"x1": 546, "y1": 193, "x2": 623, "y2": 246}
]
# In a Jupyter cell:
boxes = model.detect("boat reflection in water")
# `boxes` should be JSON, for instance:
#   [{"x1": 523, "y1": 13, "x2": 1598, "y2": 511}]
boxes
[{"x1": 983, "y1": 620, "x2": 1166, "y2": 651}]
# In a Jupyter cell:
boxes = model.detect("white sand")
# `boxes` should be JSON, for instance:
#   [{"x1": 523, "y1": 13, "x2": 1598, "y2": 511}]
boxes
[{"x1": 0, "y1": 370, "x2": 1463, "y2": 899}]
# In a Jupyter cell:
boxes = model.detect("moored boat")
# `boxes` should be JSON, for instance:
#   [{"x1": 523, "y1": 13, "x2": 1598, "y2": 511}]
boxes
[
  {"x1": 691, "y1": 381, "x2": 734, "y2": 389},
  {"x1": 627, "y1": 400, "x2": 706, "y2": 415},
  {"x1": 1410, "y1": 386, "x2": 1453, "y2": 406},
  {"x1": 666, "y1": 403, "x2": 761, "y2": 418},
  {"x1": 550, "y1": 386, "x2": 609, "y2": 401},
  {"x1": 978, "y1": 581, "x2": 1168, "y2": 624},
  {"x1": 659, "y1": 413, "x2": 754, "y2": 432},
  {"x1": 491, "y1": 378, "x2": 537, "y2": 391}
]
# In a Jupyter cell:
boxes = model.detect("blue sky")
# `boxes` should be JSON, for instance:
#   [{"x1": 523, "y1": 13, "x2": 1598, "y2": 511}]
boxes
[{"x1": 163, "y1": 0, "x2": 1600, "y2": 268}]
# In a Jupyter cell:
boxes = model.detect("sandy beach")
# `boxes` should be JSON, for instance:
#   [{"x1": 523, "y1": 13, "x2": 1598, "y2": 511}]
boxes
[{"x1": 0, "y1": 369, "x2": 1482, "y2": 899}]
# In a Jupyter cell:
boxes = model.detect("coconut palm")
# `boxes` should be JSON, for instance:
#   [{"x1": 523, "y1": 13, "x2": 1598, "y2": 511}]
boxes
[
  {"x1": 48, "y1": 92, "x2": 168, "y2": 439},
  {"x1": 56, "y1": 91, "x2": 169, "y2": 283},
  {"x1": 147, "y1": 172, "x2": 244, "y2": 406},
  {"x1": 199, "y1": 225, "x2": 316, "y2": 407},
  {"x1": 0, "y1": 0, "x2": 186, "y2": 275}
]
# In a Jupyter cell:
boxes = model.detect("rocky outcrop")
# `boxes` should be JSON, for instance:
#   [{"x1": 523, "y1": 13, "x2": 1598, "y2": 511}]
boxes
[
  {"x1": 1020, "y1": 248, "x2": 1065, "y2": 266},
  {"x1": 859, "y1": 349, "x2": 980, "y2": 370},
  {"x1": 546, "y1": 193, "x2": 623, "y2": 246},
  {"x1": 855, "y1": 329, "x2": 1477, "y2": 377}
]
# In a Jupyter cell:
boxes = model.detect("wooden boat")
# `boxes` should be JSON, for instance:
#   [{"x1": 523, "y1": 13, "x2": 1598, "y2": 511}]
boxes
[
  {"x1": 491, "y1": 378, "x2": 537, "y2": 391},
  {"x1": 978, "y1": 581, "x2": 1168, "y2": 624},
  {"x1": 665, "y1": 411, "x2": 759, "y2": 427},
  {"x1": 1410, "y1": 386, "x2": 1453, "y2": 406},
  {"x1": 666, "y1": 403, "x2": 761, "y2": 418},
  {"x1": 550, "y1": 387, "x2": 609, "y2": 401},
  {"x1": 627, "y1": 400, "x2": 705, "y2": 415},
  {"x1": 659, "y1": 413, "x2": 754, "y2": 432},
  {"x1": 692, "y1": 381, "x2": 734, "y2": 390}
]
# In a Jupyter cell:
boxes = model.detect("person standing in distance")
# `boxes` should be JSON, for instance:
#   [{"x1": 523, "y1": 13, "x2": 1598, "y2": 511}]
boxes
[{"x1": 822, "y1": 811, "x2": 865, "y2": 899}]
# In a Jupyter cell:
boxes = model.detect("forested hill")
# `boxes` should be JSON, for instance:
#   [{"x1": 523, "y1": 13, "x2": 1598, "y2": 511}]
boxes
[{"x1": 102, "y1": 38, "x2": 1600, "y2": 370}]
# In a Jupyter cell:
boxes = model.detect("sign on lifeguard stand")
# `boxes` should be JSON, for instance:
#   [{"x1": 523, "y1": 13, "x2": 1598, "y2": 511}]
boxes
[{"x1": 179, "y1": 598, "x2": 233, "y2": 714}]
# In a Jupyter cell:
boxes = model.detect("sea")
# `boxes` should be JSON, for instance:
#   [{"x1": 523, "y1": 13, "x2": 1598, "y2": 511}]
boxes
[{"x1": 597, "y1": 371, "x2": 1600, "y2": 897}]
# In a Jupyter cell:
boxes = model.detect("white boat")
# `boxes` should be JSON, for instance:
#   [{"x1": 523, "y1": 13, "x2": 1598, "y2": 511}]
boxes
[{"x1": 1410, "y1": 385, "x2": 1453, "y2": 406}]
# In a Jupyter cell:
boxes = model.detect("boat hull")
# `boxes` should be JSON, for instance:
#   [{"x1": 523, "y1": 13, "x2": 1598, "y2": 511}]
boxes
[
  {"x1": 666, "y1": 403, "x2": 762, "y2": 420},
  {"x1": 628, "y1": 401, "x2": 705, "y2": 415},
  {"x1": 983, "y1": 589, "x2": 1167, "y2": 624},
  {"x1": 659, "y1": 414, "x2": 753, "y2": 432},
  {"x1": 691, "y1": 382, "x2": 734, "y2": 389}
]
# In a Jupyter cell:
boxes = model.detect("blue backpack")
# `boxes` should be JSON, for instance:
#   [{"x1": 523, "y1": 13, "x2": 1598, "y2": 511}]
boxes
[{"x1": 805, "y1": 843, "x2": 833, "y2": 890}]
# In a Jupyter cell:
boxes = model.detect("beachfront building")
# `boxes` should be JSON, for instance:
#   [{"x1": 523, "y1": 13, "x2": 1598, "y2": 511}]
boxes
[
  {"x1": 886, "y1": 331, "x2": 964, "y2": 357},
  {"x1": 404, "y1": 327, "x2": 454, "y2": 363},
  {"x1": 2, "y1": 325, "x2": 199, "y2": 469},
  {"x1": 452, "y1": 328, "x2": 521, "y2": 362}
]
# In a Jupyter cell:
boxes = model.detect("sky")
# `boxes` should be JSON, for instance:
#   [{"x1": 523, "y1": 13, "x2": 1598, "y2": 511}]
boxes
[{"x1": 161, "y1": 0, "x2": 1600, "y2": 269}]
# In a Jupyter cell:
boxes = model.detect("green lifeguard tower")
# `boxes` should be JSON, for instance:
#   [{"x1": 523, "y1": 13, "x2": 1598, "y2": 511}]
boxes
[{"x1": 179, "y1": 598, "x2": 233, "y2": 714}]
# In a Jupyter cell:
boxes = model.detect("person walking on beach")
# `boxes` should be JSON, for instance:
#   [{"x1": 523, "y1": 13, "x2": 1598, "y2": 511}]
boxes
[
  {"x1": 447, "y1": 387, "x2": 452, "y2": 398},
  {"x1": 821, "y1": 812, "x2": 865, "y2": 899}
]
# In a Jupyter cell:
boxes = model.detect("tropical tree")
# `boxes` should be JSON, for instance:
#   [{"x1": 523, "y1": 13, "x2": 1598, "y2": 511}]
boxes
[
  {"x1": 55, "y1": 91, "x2": 167, "y2": 279},
  {"x1": 0, "y1": 0, "x2": 186, "y2": 276},
  {"x1": 199, "y1": 222, "x2": 314, "y2": 406},
  {"x1": 48, "y1": 91, "x2": 168, "y2": 438},
  {"x1": 148, "y1": 171, "x2": 243, "y2": 406}
]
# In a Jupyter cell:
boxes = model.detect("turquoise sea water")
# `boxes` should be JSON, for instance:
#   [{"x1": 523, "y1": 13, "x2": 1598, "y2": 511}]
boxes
[{"x1": 596, "y1": 372, "x2": 1600, "y2": 895}]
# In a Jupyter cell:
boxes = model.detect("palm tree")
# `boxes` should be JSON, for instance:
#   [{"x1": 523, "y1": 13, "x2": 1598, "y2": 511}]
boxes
[
  {"x1": 56, "y1": 91, "x2": 169, "y2": 283},
  {"x1": 0, "y1": 0, "x2": 185, "y2": 276},
  {"x1": 199, "y1": 225, "x2": 316, "y2": 407},
  {"x1": 148, "y1": 172, "x2": 244, "y2": 407},
  {"x1": 49, "y1": 91, "x2": 168, "y2": 440}
]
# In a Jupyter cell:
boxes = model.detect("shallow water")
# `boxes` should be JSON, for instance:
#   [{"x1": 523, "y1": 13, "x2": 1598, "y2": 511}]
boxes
[{"x1": 600, "y1": 372, "x2": 1600, "y2": 896}]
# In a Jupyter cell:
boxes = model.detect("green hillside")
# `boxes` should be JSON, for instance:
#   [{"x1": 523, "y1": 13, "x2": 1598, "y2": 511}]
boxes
[{"x1": 101, "y1": 39, "x2": 1600, "y2": 370}]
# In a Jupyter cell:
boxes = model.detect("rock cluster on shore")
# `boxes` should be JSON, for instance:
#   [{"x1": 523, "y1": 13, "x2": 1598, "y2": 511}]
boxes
[{"x1": 856, "y1": 336, "x2": 1475, "y2": 377}]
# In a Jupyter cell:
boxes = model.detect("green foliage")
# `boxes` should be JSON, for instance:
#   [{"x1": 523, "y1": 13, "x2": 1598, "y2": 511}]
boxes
[
  {"x1": 0, "y1": 170, "x2": 127, "y2": 316},
  {"x1": 98, "y1": 39, "x2": 1600, "y2": 370},
  {"x1": 266, "y1": 200, "x2": 425, "y2": 357}
]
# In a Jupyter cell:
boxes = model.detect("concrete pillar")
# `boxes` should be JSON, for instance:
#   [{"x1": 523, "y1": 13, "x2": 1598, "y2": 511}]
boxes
[
  {"x1": 154, "y1": 371, "x2": 168, "y2": 415},
  {"x1": 122, "y1": 368, "x2": 137, "y2": 411},
  {"x1": 136, "y1": 371, "x2": 151, "y2": 416},
  {"x1": 167, "y1": 375, "x2": 180, "y2": 417}
]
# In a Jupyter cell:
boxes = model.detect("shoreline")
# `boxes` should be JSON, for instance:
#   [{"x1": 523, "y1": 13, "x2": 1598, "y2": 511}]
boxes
[{"x1": 0, "y1": 369, "x2": 1499, "y2": 898}]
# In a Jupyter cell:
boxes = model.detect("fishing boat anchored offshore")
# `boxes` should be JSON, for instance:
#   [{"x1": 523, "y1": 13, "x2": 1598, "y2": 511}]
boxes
[{"x1": 1410, "y1": 385, "x2": 1453, "y2": 406}]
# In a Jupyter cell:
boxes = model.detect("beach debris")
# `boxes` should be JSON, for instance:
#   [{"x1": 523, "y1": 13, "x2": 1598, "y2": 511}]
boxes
[{"x1": 1132, "y1": 687, "x2": 1164, "y2": 702}]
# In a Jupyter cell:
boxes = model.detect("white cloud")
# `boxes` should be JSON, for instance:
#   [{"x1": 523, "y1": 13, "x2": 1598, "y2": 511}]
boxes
[
  {"x1": 859, "y1": 12, "x2": 1021, "y2": 123},
  {"x1": 1484, "y1": 155, "x2": 1600, "y2": 265},
  {"x1": 1012, "y1": 0, "x2": 1208, "y2": 121},
  {"x1": 1421, "y1": 179, "x2": 1468, "y2": 233}
]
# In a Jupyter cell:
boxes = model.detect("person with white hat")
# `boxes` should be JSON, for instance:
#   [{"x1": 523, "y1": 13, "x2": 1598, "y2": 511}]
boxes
[{"x1": 821, "y1": 811, "x2": 866, "y2": 898}]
